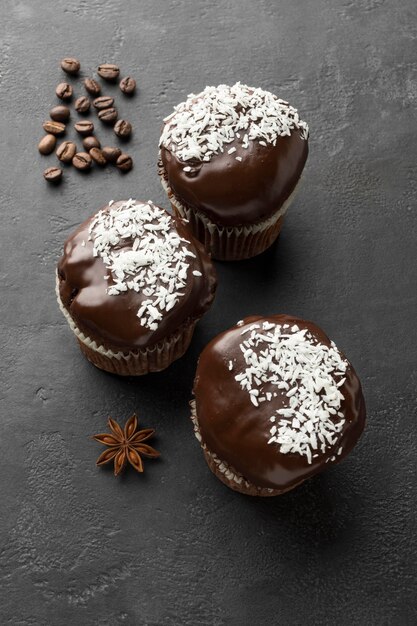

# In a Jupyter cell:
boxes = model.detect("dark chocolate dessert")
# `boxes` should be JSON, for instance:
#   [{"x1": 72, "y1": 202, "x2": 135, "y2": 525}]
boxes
[
  {"x1": 57, "y1": 199, "x2": 217, "y2": 375},
  {"x1": 192, "y1": 315, "x2": 366, "y2": 496},
  {"x1": 159, "y1": 82, "x2": 308, "y2": 260}
]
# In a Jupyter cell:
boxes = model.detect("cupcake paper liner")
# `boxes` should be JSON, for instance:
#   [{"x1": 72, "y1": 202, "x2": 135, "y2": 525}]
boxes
[
  {"x1": 56, "y1": 275, "x2": 197, "y2": 376},
  {"x1": 189, "y1": 400, "x2": 295, "y2": 497},
  {"x1": 76, "y1": 320, "x2": 197, "y2": 376},
  {"x1": 159, "y1": 156, "x2": 300, "y2": 261}
]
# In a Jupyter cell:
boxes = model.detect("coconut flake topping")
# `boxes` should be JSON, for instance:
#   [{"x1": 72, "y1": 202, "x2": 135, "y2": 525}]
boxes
[
  {"x1": 88, "y1": 199, "x2": 196, "y2": 331},
  {"x1": 234, "y1": 321, "x2": 348, "y2": 464},
  {"x1": 160, "y1": 82, "x2": 309, "y2": 163}
]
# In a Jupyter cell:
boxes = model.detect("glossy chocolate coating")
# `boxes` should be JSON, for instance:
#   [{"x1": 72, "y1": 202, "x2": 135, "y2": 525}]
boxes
[
  {"x1": 160, "y1": 130, "x2": 308, "y2": 227},
  {"x1": 194, "y1": 315, "x2": 366, "y2": 491},
  {"x1": 58, "y1": 201, "x2": 217, "y2": 351}
]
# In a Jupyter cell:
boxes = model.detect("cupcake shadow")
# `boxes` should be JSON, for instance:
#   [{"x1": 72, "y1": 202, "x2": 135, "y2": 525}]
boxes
[
  {"x1": 213, "y1": 232, "x2": 297, "y2": 322},
  {"x1": 237, "y1": 467, "x2": 360, "y2": 548}
]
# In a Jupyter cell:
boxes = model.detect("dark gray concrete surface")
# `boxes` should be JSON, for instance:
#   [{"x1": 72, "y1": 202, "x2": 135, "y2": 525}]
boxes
[{"x1": 1, "y1": 1, "x2": 416, "y2": 624}]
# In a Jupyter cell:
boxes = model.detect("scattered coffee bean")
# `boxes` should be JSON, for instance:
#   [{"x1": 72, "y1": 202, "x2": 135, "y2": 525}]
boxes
[
  {"x1": 44, "y1": 166, "x2": 63, "y2": 183},
  {"x1": 38, "y1": 134, "x2": 57, "y2": 155},
  {"x1": 50, "y1": 105, "x2": 70, "y2": 123},
  {"x1": 74, "y1": 96, "x2": 91, "y2": 114},
  {"x1": 89, "y1": 147, "x2": 107, "y2": 166},
  {"x1": 97, "y1": 63, "x2": 120, "y2": 81},
  {"x1": 84, "y1": 78, "x2": 101, "y2": 96},
  {"x1": 93, "y1": 96, "x2": 114, "y2": 110},
  {"x1": 60, "y1": 57, "x2": 80, "y2": 75},
  {"x1": 83, "y1": 136, "x2": 100, "y2": 151},
  {"x1": 102, "y1": 146, "x2": 121, "y2": 163},
  {"x1": 56, "y1": 82, "x2": 73, "y2": 100},
  {"x1": 74, "y1": 120, "x2": 94, "y2": 136},
  {"x1": 43, "y1": 120, "x2": 66, "y2": 135},
  {"x1": 56, "y1": 141, "x2": 77, "y2": 163},
  {"x1": 114, "y1": 119, "x2": 132, "y2": 139},
  {"x1": 116, "y1": 153, "x2": 133, "y2": 172},
  {"x1": 72, "y1": 152, "x2": 92, "y2": 171},
  {"x1": 98, "y1": 107, "x2": 118, "y2": 125},
  {"x1": 119, "y1": 76, "x2": 136, "y2": 95}
]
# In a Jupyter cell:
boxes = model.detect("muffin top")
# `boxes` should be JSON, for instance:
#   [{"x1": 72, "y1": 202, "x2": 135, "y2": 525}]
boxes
[
  {"x1": 159, "y1": 82, "x2": 309, "y2": 227},
  {"x1": 193, "y1": 315, "x2": 366, "y2": 491},
  {"x1": 58, "y1": 199, "x2": 217, "y2": 350}
]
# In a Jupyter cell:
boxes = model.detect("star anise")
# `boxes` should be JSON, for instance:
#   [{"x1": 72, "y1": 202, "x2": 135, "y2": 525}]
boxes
[{"x1": 93, "y1": 414, "x2": 160, "y2": 476}]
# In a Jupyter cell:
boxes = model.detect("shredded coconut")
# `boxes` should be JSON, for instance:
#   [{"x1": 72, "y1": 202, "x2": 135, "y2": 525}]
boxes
[
  {"x1": 160, "y1": 82, "x2": 309, "y2": 163},
  {"x1": 88, "y1": 199, "x2": 196, "y2": 331},
  {"x1": 234, "y1": 321, "x2": 347, "y2": 464}
]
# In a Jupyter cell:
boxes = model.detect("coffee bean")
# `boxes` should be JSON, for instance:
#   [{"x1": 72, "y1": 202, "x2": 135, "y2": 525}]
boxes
[
  {"x1": 89, "y1": 147, "x2": 107, "y2": 166},
  {"x1": 98, "y1": 107, "x2": 118, "y2": 125},
  {"x1": 74, "y1": 96, "x2": 91, "y2": 114},
  {"x1": 114, "y1": 119, "x2": 132, "y2": 139},
  {"x1": 102, "y1": 146, "x2": 121, "y2": 163},
  {"x1": 97, "y1": 63, "x2": 120, "y2": 81},
  {"x1": 60, "y1": 57, "x2": 80, "y2": 75},
  {"x1": 93, "y1": 96, "x2": 114, "y2": 110},
  {"x1": 74, "y1": 120, "x2": 94, "y2": 136},
  {"x1": 38, "y1": 134, "x2": 57, "y2": 155},
  {"x1": 56, "y1": 82, "x2": 73, "y2": 100},
  {"x1": 44, "y1": 166, "x2": 63, "y2": 183},
  {"x1": 116, "y1": 153, "x2": 133, "y2": 172},
  {"x1": 84, "y1": 78, "x2": 101, "y2": 96},
  {"x1": 72, "y1": 152, "x2": 92, "y2": 171},
  {"x1": 56, "y1": 141, "x2": 77, "y2": 163},
  {"x1": 43, "y1": 120, "x2": 66, "y2": 135},
  {"x1": 83, "y1": 136, "x2": 100, "y2": 151},
  {"x1": 119, "y1": 76, "x2": 136, "y2": 95},
  {"x1": 50, "y1": 105, "x2": 70, "y2": 123}
]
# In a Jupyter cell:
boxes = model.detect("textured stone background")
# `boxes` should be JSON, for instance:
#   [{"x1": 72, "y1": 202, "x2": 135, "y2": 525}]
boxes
[{"x1": 1, "y1": 0, "x2": 416, "y2": 624}]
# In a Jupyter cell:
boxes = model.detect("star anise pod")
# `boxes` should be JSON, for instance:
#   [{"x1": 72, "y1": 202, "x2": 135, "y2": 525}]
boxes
[{"x1": 93, "y1": 414, "x2": 160, "y2": 476}]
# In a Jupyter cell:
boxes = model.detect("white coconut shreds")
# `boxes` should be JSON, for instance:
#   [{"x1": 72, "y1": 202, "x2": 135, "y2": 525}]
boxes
[
  {"x1": 159, "y1": 82, "x2": 309, "y2": 163},
  {"x1": 88, "y1": 199, "x2": 197, "y2": 331},
  {"x1": 234, "y1": 321, "x2": 348, "y2": 464}
]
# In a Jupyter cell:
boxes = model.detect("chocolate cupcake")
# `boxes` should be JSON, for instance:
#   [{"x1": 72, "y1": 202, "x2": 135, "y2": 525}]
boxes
[
  {"x1": 159, "y1": 82, "x2": 308, "y2": 261},
  {"x1": 192, "y1": 315, "x2": 366, "y2": 496},
  {"x1": 57, "y1": 199, "x2": 217, "y2": 375}
]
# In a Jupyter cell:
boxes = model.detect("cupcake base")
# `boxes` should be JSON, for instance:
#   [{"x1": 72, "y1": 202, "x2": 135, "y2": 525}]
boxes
[
  {"x1": 76, "y1": 320, "x2": 197, "y2": 376},
  {"x1": 56, "y1": 275, "x2": 197, "y2": 376},
  {"x1": 159, "y1": 158, "x2": 300, "y2": 261},
  {"x1": 190, "y1": 401, "x2": 302, "y2": 496}
]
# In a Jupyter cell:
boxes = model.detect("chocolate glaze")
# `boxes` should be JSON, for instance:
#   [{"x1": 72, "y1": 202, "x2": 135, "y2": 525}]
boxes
[
  {"x1": 160, "y1": 130, "x2": 308, "y2": 227},
  {"x1": 58, "y1": 201, "x2": 217, "y2": 351},
  {"x1": 194, "y1": 315, "x2": 366, "y2": 491}
]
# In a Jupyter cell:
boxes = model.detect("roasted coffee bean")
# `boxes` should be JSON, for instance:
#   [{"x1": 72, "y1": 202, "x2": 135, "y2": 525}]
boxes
[
  {"x1": 56, "y1": 141, "x2": 77, "y2": 163},
  {"x1": 102, "y1": 146, "x2": 121, "y2": 163},
  {"x1": 84, "y1": 78, "x2": 101, "y2": 96},
  {"x1": 74, "y1": 96, "x2": 91, "y2": 114},
  {"x1": 72, "y1": 152, "x2": 92, "y2": 171},
  {"x1": 43, "y1": 120, "x2": 66, "y2": 135},
  {"x1": 60, "y1": 57, "x2": 80, "y2": 75},
  {"x1": 119, "y1": 76, "x2": 136, "y2": 95},
  {"x1": 38, "y1": 134, "x2": 57, "y2": 155},
  {"x1": 114, "y1": 119, "x2": 132, "y2": 139},
  {"x1": 82, "y1": 136, "x2": 100, "y2": 151},
  {"x1": 98, "y1": 107, "x2": 118, "y2": 125},
  {"x1": 89, "y1": 147, "x2": 107, "y2": 166},
  {"x1": 93, "y1": 96, "x2": 114, "y2": 110},
  {"x1": 97, "y1": 63, "x2": 120, "y2": 81},
  {"x1": 56, "y1": 82, "x2": 73, "y2": 100},
  {"x1": 43, "y1": 166, "x2": 63, "y2": 183},
  {"x1": 116, "y1": 153, "x2": 133, "y2": 172},
  {"x1": 50, "y1": 105, "x2": 70, "y2": 123},
  {"x1": 74, "y1": 120, "x2": 94, "y2": 136}
]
